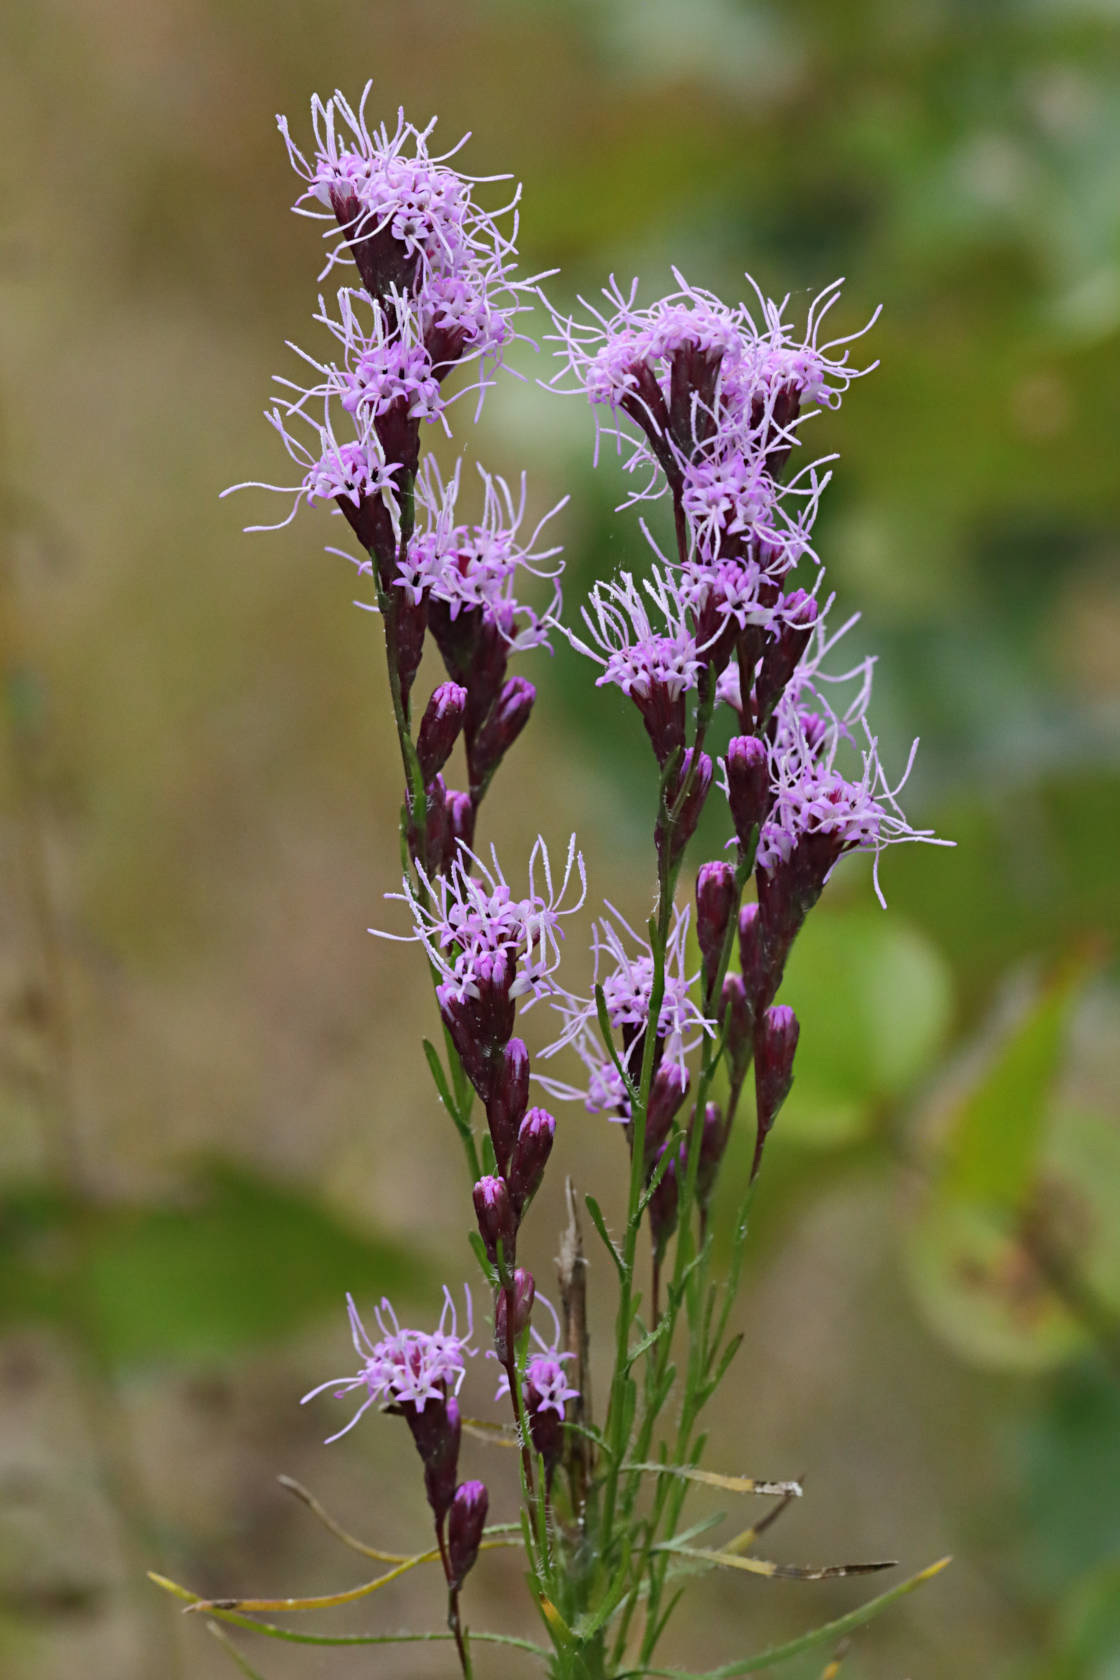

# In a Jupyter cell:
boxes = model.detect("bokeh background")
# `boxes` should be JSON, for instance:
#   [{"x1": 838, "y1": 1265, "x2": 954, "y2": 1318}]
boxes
[{"x1": 2, "y1": 0, "x2": 1119, "y2": 1676}]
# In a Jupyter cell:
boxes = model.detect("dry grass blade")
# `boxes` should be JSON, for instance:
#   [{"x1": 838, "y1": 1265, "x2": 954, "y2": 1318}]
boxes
[
  {"x1": 655, "y1": 1544, "x2": 896, "y2": 1581},
  {"x1": 275, "y1": 1476, "x2": 413, "y2": 1562},
  {"x1": 724, "y1": 1481, "x2": 804, "y2": 1555},
  {"x1": 623, "y1": 1463, "x2": 802, "y2": 1498}
]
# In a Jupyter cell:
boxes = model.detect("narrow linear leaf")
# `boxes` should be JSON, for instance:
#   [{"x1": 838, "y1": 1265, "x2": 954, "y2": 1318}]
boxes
[
  {"x1": 624, "y1": 1555, "x2": 951, "y2": 1678},
  {"x1": 625, "y1": 1464, "x2": 802, "y2": 1499},
  {"x1": 149, "y1": 1574, "x2": 548, "y2": 1655},
  {"x1": 585, "y1": 1195, "x2": 625, "y2": 1280},
  {"x1": 276, "y1": 1477, "x2": 411, "y2": 1563},
  {"x1": 207, "y1": 1622, "x2": 270, "y2": 1680},
  {"x1": 421, "y1": 1039, "x2": 456, "y2": 1116},
  {"x1": 655, "y1": 1544, "x2": 894, "y2": 1582}
]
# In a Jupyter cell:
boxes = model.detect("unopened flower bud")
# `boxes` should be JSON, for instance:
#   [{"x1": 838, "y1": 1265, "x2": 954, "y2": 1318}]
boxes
[
  {"x1": 752, "y1": 1004, "x2": 800, "y2": 1179},
  {"x1": 473, "y1": 1175, "x2": 517, "y2": 1269},
  {"x1": 445, "y1": 788, "x2": 475, "y2": 857},
  {"x1": 468, "y1": 677, "x2": 536, "y2": 798},
  {"x1": 738, "y1": 901, "x2": 768, "y2": 1011},
  {"x1": 721, "y1": 971, "x2": 752, "y2": 1085},
  {"x1": 494, "y1": 1267, "x2": 535, "y2": 1363},
  {"x1": 656, "y1": 749, "x2": 713, "y2": 871},
  {"x1": 697, "y1": 1101, "x2": 731, "y2": 1210},
  {"x1": 447, "y1": 1480, "x2": 489, "y2": 1590},
  {"x1": 644, "y1": 1061, "x2": 690, "y2": 1167},
  {"x1": 648, "y1": 1141, "x2": 680, "y2": 1260},
  {"x1": 486, "y1": 1038, "x2": 530, "y2": 1174},
  {"x1": 507, "y1": 1107, "x2": 555, "y2": 1216},
  {"x1": 421, "y1": 775, "x2": 451, "y2": 875},
  {"x1": 409, "y1": 1395, "x2": 461, "y2": 1524},
  {"x1": 726, "y1": 736, "x2": 770, "y2": 855},
  {"x1": 396, "y1": 595, "x2": 428, "y2": 711},
  {"x1": 696, "y1": 861, "x2": 737, "y2": 996},
  {"x1": 416, "y1": 682, "x2": 468, "y2": 783}
]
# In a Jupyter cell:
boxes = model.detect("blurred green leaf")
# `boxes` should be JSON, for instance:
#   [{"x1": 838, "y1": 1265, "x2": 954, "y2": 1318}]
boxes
[
  {"x1": 0, "y1": 1162, "x2": 425, "y2": 1371},
  {"x1": 905, "y1": 959, "x2": 1098, "y2": 1370},
  {"x1": 775, "y1": 908, "x2": 954, "y2": 1146},
  {"x1": 941, "y1": 958, "x2": 1087, "y2": 1209}
]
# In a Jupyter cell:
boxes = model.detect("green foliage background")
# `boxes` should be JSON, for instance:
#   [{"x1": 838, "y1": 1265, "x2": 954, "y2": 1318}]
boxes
[{"x1": 1, "y1": 0, "x2": 1118, "y2": 1676}]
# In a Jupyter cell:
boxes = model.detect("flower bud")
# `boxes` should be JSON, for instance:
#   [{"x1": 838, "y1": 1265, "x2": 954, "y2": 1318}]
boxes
[
  {"x1": 486, "y1": 1038, "x2": 530, "y2": 1175},
  {"x1": 656, "y1": 749, "x2": 713, "y2": 871},
  {"x1": 468, "y1": 677, "x2": 536, "y2": 797},
  {"x1": 644, "y1": 1061, "x2": 690, "y2": 1168},
  {"x1": 493, "y1": 1267, "x2": 535, "y2": 1364},
  {"x1": 725, "y1": 736, "x2": 770, "y2": 855},
  {"x1": 447, "y1": 1480, "x2": 489, "y2": 1590},
  {"x1": 721, "y1": 971, "x2": 752, "y2": 1085},
  {"x1": 696, "y1": 1101, "x2": 731, "y2": 1211},
  {"x1": 648, "y1": 1141, "x2": 680, "y2": 1260},
  {"x1": 737, "y1": 901, "x2": 768, "y2": 1011},
  {"x1": 752, "y1": 1004, "x2": 800, "y2": 1179},
  {"x1": 445, "y1": 787, "x2": 475, "y2": 857},
  {"x1": 395, "y1": 594, "x2": 428, "y2": 711},
  {"x1": 420, "y1": 775, "x2": 451, "y2": 875},
  {"x1": 408, "y1": 1395, "x2": 461, "y2": 1524},
  {"x1": 507, "y1": 1107, "x2": 555, "y2": 1216},
  {"x1": 696, "y1": 860, "x2": 737, "y2": 996},
  {"x1": 473, "y1": 1175, "x2": 517, "y2": 1269},
  {"x1": 416, "y1": 682, "x2": 468, "y2": 783}
]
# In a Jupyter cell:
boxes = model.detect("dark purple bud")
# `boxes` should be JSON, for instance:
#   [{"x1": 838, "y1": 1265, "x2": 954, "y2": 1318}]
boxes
[
  {"x1": 696, "y1": 1101, "x2": 731, "y2": 1210},
  {"x1": 738, "y1": 902, "x2": 769, "y2": 1012},
  {"x1": 395, "y1": 595, "x2": 428, "y2": 712},
  {"x1": 696, "y1": 861, "x2": 737, "y2": 996},
  {"x1": 494, "y1": 1267, "x2": 535, "y2": 1364},
  {"x1": 447, "y1": 1480, "x2": 489, "y2": 1590},
  {"x1": 408, "y1": 1395, "x2": 461, "y2": 1524},
  {"x1": 473, "y1": 1175, "x2": 517, "y2": 1269},
  {"x1": 507, "y1": 1107, "x2": 555, "y2": 1216},
  {"x1": 419, "y1": 775, "x2": 451, "y2": 875},
  {"x1": 755, "y1": 593, "x2": 819, "y2": 723},
  {"x1": 437, "y1": 987, "x2": 489, "y2": 1095},
  {"x1": 338, "y1": 492, "x2": 396, "y2": 578},
  {"x1": 486, "y1": 1038, "x2": 530, "y2": 1175},
  {"x1": 445, "y1": 788, "x2": 475, "y2": 857},
  {"x1": 634, "y1": 681, "x2": 688, "y2": 768},
  {"x1": 721, "y1": 971, "x2": 752, "y2": 1086},
  {"x1": 468, "y1": 677, "x2": 536, "y2": 798},
  {"x1": 644, "y1": 1061, "x2": 690, "y2": 1167},
  {"x1": 463, "y1": 617, "x2": 512, "y2": 729},
  {"x1": 752, "y1": 1004, "x2": 800, "y2": 1179},
  {"x1": 648, "y1": 1142, "x2": 680, "y2": 1260},
  {"x1": 417, "y1": 682, "x2": 468, "y2": 783},
  {"x1": 726, "y1": 736, "x2": 770, "y2": 855},
  {"x1": 656, "y1": 750, "x2": 713, "y2": 871}
]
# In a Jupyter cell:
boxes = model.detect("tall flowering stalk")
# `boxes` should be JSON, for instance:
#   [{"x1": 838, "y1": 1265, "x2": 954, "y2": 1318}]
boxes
[{"x1": 164, "y1": 85, "x2": 953, "y2": 1679}]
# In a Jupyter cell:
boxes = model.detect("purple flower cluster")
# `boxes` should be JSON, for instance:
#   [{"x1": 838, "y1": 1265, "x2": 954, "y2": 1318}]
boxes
[
  {"x1": 227, "y1": 86, "x2": 561, "y2": 875},
  {"x1": 544, "y1": 270, "x2": 949, "y2": 1198}
]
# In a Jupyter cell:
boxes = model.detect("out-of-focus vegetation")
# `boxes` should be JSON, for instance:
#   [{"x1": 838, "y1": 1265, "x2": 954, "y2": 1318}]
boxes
[{"x1": 1, "y1": 0, "x2": 1117, "y2": 1676}]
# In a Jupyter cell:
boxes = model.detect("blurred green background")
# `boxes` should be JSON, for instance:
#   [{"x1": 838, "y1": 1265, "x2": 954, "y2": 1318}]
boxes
[{"x1": 2, "y1": 0, "x2": 1119, "y2": 1676}]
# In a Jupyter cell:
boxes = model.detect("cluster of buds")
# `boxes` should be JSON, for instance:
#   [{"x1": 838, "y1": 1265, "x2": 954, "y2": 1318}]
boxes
[{"x1": 227, "y1": 87, "x2": 564, "y2": 876}]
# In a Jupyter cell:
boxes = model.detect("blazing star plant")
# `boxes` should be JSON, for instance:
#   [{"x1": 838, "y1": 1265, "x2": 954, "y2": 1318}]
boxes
[{"x1": 156, "y1": 83, "x2": 953, "y2": 1680}]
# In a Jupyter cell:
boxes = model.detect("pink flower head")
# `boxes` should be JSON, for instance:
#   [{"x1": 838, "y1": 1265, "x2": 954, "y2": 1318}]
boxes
[
  {"x1": 278, "y1": 86, "x2": 521, "y2": 287},
  {"x1": 396, "y1": 459, "x2": 567, "y2": 651},
  {"x1": 222, "y1": 396, "x2": 401, "y2": 538},
  {"x1": 378, "y1": 834, "x2": 586, "y2": 1005},
  {"x1": 301, "y1": 1287, "x2": 474, "y2": 1443},
  {"x1": 756, "y1": 618, "x2": 952, "y2": 904},
  {"x1": 543, "y1": 902, "x2": 715, "y2": 1089}
]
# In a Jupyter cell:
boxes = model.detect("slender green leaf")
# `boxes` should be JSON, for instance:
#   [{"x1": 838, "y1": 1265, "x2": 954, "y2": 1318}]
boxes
[{"x1": 585, "y1": 1195, "x2": 626, "y2": 1280}]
